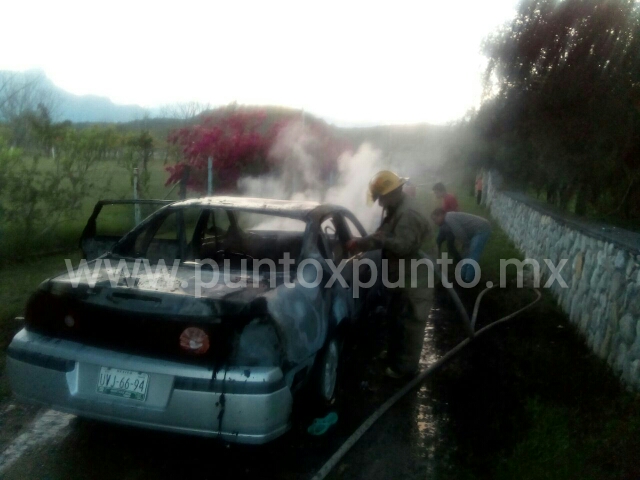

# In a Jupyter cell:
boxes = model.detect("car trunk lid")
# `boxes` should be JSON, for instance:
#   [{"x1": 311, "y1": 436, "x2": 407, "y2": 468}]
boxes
[{"x1": 26, "y1": 261, "x2": 276, "y2": 365}]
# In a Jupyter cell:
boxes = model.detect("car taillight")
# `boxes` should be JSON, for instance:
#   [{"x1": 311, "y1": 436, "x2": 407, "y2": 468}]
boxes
[{"x1": 179, "y1": 327, "x2": 210, "y2": 354}]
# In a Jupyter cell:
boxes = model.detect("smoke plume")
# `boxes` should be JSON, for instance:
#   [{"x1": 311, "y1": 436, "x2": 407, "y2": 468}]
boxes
[{"x1": 237, "y1": 120, "x2": 389, "y2": 232}]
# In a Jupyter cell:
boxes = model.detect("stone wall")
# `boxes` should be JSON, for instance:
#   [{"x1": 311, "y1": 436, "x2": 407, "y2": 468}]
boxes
[{"x1": 484, "y1": 171, "x2": 640, "y2": 389}]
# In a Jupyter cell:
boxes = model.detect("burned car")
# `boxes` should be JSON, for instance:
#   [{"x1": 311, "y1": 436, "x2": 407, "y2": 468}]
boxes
[{"x1": 7, "y1": 197, "x2": 381, "y2": 443}]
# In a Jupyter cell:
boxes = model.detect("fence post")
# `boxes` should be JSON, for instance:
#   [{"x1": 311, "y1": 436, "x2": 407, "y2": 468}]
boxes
[
  {"x1": 133, "y1": 167, "x2": 141, "y2": 225},
  {"x1": 179, "y1": 165, "x2": 190, "y2": 200},
  {"x1": 207, "y1": 157, "x2": 213, "y2": 196}
]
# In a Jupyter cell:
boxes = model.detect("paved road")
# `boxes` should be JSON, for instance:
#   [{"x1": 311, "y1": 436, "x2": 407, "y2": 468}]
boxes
[{"x1": 0, "y1": 296, "x2": 466, "y2": 480}]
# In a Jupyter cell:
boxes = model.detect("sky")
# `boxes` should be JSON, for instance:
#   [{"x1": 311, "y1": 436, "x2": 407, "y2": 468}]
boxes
[{"x1": 0, "y1": 0, "x2": 517, "y2": 126}]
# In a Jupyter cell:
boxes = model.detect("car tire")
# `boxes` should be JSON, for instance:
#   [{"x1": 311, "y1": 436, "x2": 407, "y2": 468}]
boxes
[{"x1": 312, "y1": 337, "x2": 340, "y2": 405}]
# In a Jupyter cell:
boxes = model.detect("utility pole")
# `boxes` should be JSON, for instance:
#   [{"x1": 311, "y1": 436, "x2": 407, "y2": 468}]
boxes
[
  {"x1": 207, "y1": 157, "x2": 213, "y2": 196},
  {"x1": 179, "y1": 165, "x2": 190, "y2": 200},
  {"x1": 133, "y1": 167, "x2": 141, "y2": 225}
]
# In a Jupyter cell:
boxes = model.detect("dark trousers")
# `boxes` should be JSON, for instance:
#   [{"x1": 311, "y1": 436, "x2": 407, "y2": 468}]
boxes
[{"x1": 386, "y1": 285, "x2": 431, "y2": 374}]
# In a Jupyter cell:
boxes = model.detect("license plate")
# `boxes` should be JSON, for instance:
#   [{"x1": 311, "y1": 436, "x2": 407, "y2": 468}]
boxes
[{"x1": 97, "y1": 367, "x2": 149, "y2": 401}]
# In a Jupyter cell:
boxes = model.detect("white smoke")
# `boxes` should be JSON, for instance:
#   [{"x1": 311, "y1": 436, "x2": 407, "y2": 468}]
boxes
[
  {"x1": 325, "y1": 143, "x2": 384, "y2": 232},
  {"x1": 238, "y1": 121, "x2": 324, "y2": 203},
  {"x1": 237, "y1": 120, "x2": 407, "y2": 233},
  {"x1": 268, "y1": 120, "x2": 321, "y2": 192}
]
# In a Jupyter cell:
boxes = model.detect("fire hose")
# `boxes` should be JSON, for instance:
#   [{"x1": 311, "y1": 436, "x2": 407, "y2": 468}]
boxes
[{"x1": 311, "y1": 252, "x2": 542, "y2": 480}]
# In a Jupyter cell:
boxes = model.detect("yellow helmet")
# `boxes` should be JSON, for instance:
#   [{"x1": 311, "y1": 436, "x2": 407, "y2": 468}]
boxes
[{"x1": 367, "y1": 170, "x2": 408, "y2": 205}]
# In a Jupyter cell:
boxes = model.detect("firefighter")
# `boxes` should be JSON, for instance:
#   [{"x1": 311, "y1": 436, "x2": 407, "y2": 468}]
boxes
[{"x1": 346, "y1": 170, "x2": 432, "y2": 378}]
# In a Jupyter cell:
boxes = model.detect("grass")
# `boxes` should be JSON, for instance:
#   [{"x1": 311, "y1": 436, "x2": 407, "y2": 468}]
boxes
[
  {"x1": 427, "y1": 184, "x2": 640, "y2": 480},
  {"x1": 0, "y1": 153, "x2": 180, "y2": 261}
]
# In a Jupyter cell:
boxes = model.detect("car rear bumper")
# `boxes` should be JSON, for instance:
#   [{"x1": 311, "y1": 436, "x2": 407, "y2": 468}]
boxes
[{"x1": 7, "y1": 329, "x2": 292, "y2": 444}]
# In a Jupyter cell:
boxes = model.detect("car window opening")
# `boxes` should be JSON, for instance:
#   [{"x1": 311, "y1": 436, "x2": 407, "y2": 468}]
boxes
[{"x1": 114, "y1": 207, "x2": 310, "y2": 270}]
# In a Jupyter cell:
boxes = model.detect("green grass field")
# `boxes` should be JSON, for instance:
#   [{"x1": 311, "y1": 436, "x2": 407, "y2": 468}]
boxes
[{"x1": 0, "y1": 153, "x2": 181, "y2": 261}]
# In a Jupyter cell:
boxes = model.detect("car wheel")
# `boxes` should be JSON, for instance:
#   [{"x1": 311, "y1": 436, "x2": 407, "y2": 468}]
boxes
[{"x1": 315, "y1": 338, "x2": 340, "y2": 403}]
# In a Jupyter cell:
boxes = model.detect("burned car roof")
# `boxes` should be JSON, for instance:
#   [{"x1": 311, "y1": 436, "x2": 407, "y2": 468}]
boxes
[{"x1": 171, "y1": 196, "x2": 348, "y2": 220}]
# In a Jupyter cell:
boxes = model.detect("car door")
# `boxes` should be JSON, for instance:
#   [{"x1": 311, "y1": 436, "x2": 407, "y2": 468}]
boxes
[
  {"x1": 316, "y1": 214, "x2": 353, "y2": 327},
  {"x1": 263, "y1": 218, "x2": 329, "y2": 366},
  {"x1": 79, "y1": 200, "x2": 172, "y2": 260},
  {"x1": 335, "y1": 211, "x2": 384, "y2": 318}
]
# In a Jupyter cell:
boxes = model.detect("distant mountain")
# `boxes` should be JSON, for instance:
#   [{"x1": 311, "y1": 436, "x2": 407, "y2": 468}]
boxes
[
  {"x1": 0, "y1": 70, "x2": 149, "y2": 123},
  {"x1": 56, "y1": 92, "x2": 149, "y2": 124}
]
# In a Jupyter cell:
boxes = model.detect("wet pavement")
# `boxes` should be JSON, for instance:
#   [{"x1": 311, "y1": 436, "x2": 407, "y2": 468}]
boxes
[
  {"x1": 328, "y1": 314, "x2": 466, "y2": 479},
  {"x1": 0, "y1": 291, "x2": 471, "y2": 480}
]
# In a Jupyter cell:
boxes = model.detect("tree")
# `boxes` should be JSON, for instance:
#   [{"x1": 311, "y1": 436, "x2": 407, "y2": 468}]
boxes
[
  {"x1": 480, "y1": 0, "x2": 640, "y2": 217},
  {"x1": 0, "y1": 126, "x2": 119, "y2": 254},
  {"x1": 121, "y1": 130, "x2": 154, "y2": 198},
  {"x1": 0, "y1": 71, "x2": 60, "y2": 148},
  {"x1": 165, "y1": 108, "x2": 351, "y2": 196},
  {"x1": 27, "y1": 103, "x2": 71, "y2": 157},
  {"x1": 158, "y1": 101, "x2": 212, "y2": 121},
  {"x1": 166, "y1": 109, "x2": 280, "y2": 192}
]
